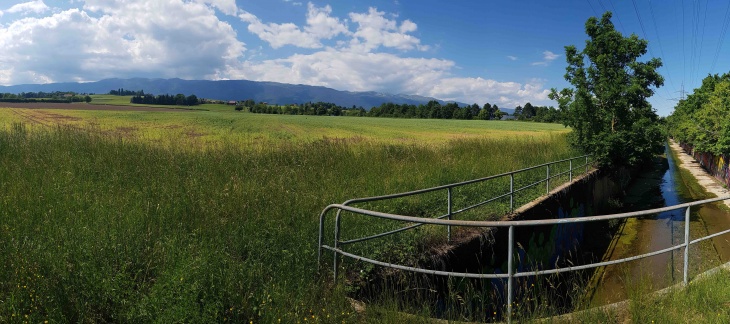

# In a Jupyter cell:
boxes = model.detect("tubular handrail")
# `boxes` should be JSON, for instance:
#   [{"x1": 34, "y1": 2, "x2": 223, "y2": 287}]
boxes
[
  {"x1": 337, "y1": 154, "x2": 591, "y2": 207},
  {"x1": 320, "y1": 195, "x2": 729, "y2": 229},
  {"x1": 318, "y1": 182, "x2": 730, "y2": 322},
  {"x1": 331, "y1": 155, "x2": 592, "y2": 247}
]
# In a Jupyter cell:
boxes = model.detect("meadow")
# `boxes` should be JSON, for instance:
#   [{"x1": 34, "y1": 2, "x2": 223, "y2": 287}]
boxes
[{"x1": 0, "y1": 106, "x2": 581, "y2": 322}]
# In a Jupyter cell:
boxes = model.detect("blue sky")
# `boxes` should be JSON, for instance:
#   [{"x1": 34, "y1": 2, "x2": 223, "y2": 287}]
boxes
[{"x1": 1, "y1": 0, "x2": 729, "y2": 116}]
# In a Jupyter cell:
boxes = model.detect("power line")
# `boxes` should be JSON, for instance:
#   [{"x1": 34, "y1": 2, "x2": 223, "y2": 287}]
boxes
[
  {"x1": 710, "y1": 0, "x2": 730, "y2": 73},
  {"x1": 586, "y1": 0, "x2": 599, "y2": 17},
  {"x1": 630, "y1": 0, "x2": 673, "y2": 101},
  {"x1": 682, "y1": 0, "x2": 686, "y2": 85},
  {"x1": 697, "y1": 0, "x2": 709, "y2": 79},
  {"x1": 606, "y1": 0, "x2": 626, "y2": 32},
  {"x1": 647, "y1": 0, "x2": 676, "y2": 91}
]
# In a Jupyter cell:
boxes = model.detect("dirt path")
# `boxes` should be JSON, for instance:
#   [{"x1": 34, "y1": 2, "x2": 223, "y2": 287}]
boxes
[{"x1": 668, "y1": 139, "x2": 730, "y2": 208}]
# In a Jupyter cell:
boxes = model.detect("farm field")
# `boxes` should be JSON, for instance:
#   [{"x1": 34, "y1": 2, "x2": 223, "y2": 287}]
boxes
[
  {"x1": 0, "y1": 106, "x2": 569, "y2": 146},
  {"x1": 0, "y1": 105, "x2": 576, "y2": 322}
]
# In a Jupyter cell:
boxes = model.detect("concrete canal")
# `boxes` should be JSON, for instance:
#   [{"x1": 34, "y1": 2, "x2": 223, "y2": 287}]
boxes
[
  {"x1": 354, "y1": 142, "x2": 730, "y2": 321},
  {"x1": 587, "y1": 143, "x2": 730, "y2": 306}
]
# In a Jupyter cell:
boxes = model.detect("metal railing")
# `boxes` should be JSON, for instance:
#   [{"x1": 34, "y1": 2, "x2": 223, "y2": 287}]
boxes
[
  {"x1": 316, "y1": 155, "x2": 730, "y2": 322},
  {"x1": 319, "y1": 196, "x2": 730, "y2": 323},
  {"x1": 327, "y1": 154, "x2": 591, "y2": 248},
  {"x1": 316, "y1": 155, "x2": 590, "y2": 320}
]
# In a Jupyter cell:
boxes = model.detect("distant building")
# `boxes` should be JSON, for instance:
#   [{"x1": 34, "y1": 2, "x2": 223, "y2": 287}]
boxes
[
  {"x1": 227, "y1": 101, "x2": 237, "y2": 105},
  {"x1": 501, "y1": 115, "x2": 516, "y2": 120}
]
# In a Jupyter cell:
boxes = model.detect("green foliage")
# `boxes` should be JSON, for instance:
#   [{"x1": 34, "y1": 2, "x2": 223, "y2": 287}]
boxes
[
  {"x1": 667, "y1": 73, "x2": 730, "y2": 155},
  {"x1": 130, "y1": 93, "x2": 200, "y2": 106},
  {"x1": 513, "y1": 102, "x2": 563, "y2": 122},
  {"x1": 550, "y1": 12, "x2": 665, "y2": 169}
]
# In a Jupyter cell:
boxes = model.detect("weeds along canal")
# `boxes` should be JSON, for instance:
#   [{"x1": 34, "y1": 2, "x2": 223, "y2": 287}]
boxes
[{"x1": 352, "y1": 142, "x2": 730, "y2": 321}]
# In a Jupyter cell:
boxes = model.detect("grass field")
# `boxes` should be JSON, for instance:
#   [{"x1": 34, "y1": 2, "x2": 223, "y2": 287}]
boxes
[
  {"x1": 0, "y1": 107, "x2": 570, "y2": 146},
  {"x1": 0, "y1": 105, "x2": 582, "y2": 322}
]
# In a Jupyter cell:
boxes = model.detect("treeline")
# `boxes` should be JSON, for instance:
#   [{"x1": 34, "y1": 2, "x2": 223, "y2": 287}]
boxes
[
  {"x1": 244, "y1": 100, "x2": 508, "y2": 120},
  {"x1": 109, "y1": 88, "x2": 143, "y2": 96},
  {"x1": 0, "y1": 91, "x2": 91, "y2": 103},
  {"x1": 367, "y1": 101, "x2": 505, "y2": 120},
  {"x1": 514, "y1": 103, "x2": 563, "y2": 122},
  {"x1": 130, "y1": 94, "x2": 200, "y2": 106},
  {"x1": 667, "y1": 72, "x2": 730, "y2": 155},
  {"x1": 243, "y1": 98, "x2": 565, "y2": 123},
  {"x1": 242, "y1": 100, "x2": 353, "y2": 115},
  {"x1": 107, "y1": 89, "x2": 201, "y2": 106}
]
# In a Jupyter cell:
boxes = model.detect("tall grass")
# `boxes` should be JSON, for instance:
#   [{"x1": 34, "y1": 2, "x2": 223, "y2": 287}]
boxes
[{"x1": 0, "y1": 123, "x2": 574, "y2": 322}]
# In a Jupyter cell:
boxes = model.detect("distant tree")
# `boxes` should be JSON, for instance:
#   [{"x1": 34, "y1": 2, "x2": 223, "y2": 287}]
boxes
[
  {"x1": 84, "y1": 95, "x2": 92, "y2": 103},
  {"x1": 522, "y1": 102, "x2": 536, "y2": 119},
  {"x1": 493, "y1": 107, "x2": 505, "y2": 120},
  {"x1": 185, "y1": 94, "x2": 198, "y2": 106}
]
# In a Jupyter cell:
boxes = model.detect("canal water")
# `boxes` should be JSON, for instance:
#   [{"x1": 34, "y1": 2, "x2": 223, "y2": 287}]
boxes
[
  {"x1": 587, "y1": 143, "x2": 730, "y2": 306},
  {"x1": 354, "y1": 143, "x2": 730, "y2": 321}
]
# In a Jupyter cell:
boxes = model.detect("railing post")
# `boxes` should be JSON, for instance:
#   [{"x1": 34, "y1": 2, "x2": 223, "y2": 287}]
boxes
[
  {"x1": 684, "y1": 206, "x2": 691, "y2": 285},
  {"x1": 507, "y1": 225, "x2": 514, "y2": 323},
  {"x1": 569, "y1": 159, "x2": 573, "y2": 181},
  {"x1": 585, "y1": 155, "x2": 589, "y2": 174},
  {"x1": 333, "y1": 213, "x2": 342, "y2": 282},
  {"x1": 447, "y1": 187, "x2": 452, "y2": 242},
  {"x1": 318, "y1": 210, "x2": 327, "y2": 269},
  {"x1": 510, "y1": 173, "x2": 514, "y2": 212},
  {"x1": 546, "y1": 164, "x2": 550, "y2": 194}
]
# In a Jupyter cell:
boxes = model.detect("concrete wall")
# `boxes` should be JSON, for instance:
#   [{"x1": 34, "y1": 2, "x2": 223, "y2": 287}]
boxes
[{"x1": 679, "y1": 143, "x2": 730, "y2": 188}]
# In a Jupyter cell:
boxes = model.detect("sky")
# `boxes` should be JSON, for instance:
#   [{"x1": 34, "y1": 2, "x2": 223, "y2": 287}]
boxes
[{"x1": 1, "y1": 0, "x2": 729, "y2": 116}]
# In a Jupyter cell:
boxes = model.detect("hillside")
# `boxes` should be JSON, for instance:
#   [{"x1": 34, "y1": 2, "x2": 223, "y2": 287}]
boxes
[{"x1": 0, "y1": 78, "x2": 516, "y2": 114}]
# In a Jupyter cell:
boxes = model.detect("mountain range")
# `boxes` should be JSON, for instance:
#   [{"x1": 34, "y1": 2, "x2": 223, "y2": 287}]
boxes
[{"x1": 0, "y1": 78, "x2": 515, "y2": 114}]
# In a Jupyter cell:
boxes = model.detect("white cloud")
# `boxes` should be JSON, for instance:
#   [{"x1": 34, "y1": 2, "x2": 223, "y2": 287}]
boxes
[
  {"x1": 226, "y1": 49, "x2": 453, "y2": 92},
  {"x1": 0, "y1": 0, "x2": 246, "y2": 84},
  {"x1": 532, "y1": 50, "x2": 560, "y2": 66},
  {"x1": 1, "y1": 0, "x2": 50, "y2": 16},
  {"x1": 426, "y1": 77, "x2": 550, "y2": 107},
  {"x1": 0, "y1": 1, "x2": 552, "y2": 107},
  {"x1": 193, "y1": 0, "x2": 238, "y2": 16},
  {"x1": 223, "y1": 49, "x2": 549, "y2": 107},
  {"x1": 349, "y1": 7, "x2": 428, "y2": 52},
  {"x1": 239, "y1": 2, "x2": 348, "y2": 49},
  {"x1": 543, "y1": 50, "x2": 559, "y2": 61},
  {"x1": 304, "y1": 3, "x2": 350, "y2": 40},
  {"x1": 507, "y1": 55, "x2": 518, "y2": 61}
]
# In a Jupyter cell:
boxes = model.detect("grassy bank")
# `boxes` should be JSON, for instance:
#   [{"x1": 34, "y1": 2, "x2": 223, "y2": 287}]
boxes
[{"x1": 0, "y1": 115, "x2": 574, "y2": 322}]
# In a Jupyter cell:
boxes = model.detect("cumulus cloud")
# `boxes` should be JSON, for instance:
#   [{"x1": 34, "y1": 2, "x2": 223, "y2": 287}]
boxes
[
  {"x1": 0, "y1": 0, "x2": 245, "y2": 84},
  {"x1": 425, "y1": 78, "x2": 550, "y2": 106},
  {"x1": 224, "y1": 50, "x2": 548, "y2": 107},
  {"x1": 1, "y1": 0, "x2": 50, "y2": 16},
  {"x1": 239, "y1": 3, "x2": 348, "y2": 49},
  {"x1": 349, "y1": 8, "x2": 427, "y2": 52},
  {"x1": 0, "y1": 1, "x2": 553, "y2": 107},
  {"x1": 226, "y1": 49, "x2": 453, "y2": 92}
]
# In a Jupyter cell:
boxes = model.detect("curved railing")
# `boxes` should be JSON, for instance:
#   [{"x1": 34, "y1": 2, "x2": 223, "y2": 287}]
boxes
[
  {"x1": 319, "y1": 197, "x2": 730, "y2": 322},
  {"x1": 317, "y1": 156, "x2": 730, "y2": 323}
]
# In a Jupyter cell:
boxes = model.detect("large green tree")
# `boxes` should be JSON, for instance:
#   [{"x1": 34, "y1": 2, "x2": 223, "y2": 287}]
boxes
[{"x1": 550, "y1": 12, "x2": 665, "y2": 168}]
